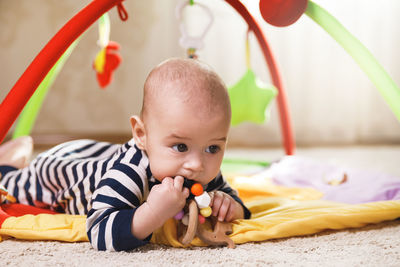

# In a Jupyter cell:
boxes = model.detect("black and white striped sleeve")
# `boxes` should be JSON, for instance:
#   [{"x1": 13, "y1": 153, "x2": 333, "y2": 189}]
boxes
[{"x1": 86, "y1": 148, "x2": 150, "y2": 251}]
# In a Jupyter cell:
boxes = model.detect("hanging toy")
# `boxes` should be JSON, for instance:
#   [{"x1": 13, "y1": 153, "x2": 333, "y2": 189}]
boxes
[
  {"x1": 93, "y1": 13, "x2": 122, "y2": 88},
  {"x1": 176, "y1": 0, "x2": 214, "y2": 59},
  {"x1": 259, "y1": 0, "x2": 308, "y2": 27},
  {"x1": 228, "y1": 30, "x2": 278, "y2": 126}
]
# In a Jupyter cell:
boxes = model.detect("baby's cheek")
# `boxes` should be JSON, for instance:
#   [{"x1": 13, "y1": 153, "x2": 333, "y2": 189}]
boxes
[{"x1": 150, "y1": 159, "x2": 180, "y2": 181}]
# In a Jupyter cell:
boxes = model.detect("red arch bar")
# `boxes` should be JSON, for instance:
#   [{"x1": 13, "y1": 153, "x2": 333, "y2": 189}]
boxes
[
  {"x1": 0, "y1": 0, "x2": 295, "y2": 155},
  {"x1": 225, "y1": 0, "x2": 295, "y2": 155},
  {"x1": 0, "y1": 0, "x2": 123, "y2": 144}
]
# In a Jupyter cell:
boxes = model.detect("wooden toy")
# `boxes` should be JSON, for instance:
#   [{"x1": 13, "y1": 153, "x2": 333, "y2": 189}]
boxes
[
  {"x1": 0, "y1": 185, "x2": 16, "y2": 203},
  {"x1": 190, "y1": 183, "x2": 203, "y2": 196},
  {"x1": 177, "y1": 199, "x2": 235, "y2": 248}
]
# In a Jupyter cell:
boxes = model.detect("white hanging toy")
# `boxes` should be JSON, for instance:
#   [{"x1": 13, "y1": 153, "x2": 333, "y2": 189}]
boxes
[{"x1": 175, "y1": 0, "x2": 214, "y2": 58}]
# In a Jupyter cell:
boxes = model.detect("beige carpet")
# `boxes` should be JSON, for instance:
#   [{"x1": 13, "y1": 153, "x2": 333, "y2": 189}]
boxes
[{"x1": 1, "y1": 145, "x2": 400, "y2": 266}]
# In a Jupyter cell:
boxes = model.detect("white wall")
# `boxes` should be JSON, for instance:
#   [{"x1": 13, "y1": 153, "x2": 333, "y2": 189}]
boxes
[{"x1": 1, "y1": 0, "x2": 400, "y2": 146}]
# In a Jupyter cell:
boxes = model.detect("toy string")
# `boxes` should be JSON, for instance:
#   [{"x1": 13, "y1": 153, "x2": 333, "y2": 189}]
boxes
[
  {"x1": 98, "y1": 13, "x2": 110, "y2": 48},
  {"x1": 305, "y1": 0, "x2": 400, "y2": 122},
  {"x1": 12, "y1": 39, "x2": 80, "y2": 139},
  {"x1": 245, "y1": 29, "x2": 251, "y2": 69}
]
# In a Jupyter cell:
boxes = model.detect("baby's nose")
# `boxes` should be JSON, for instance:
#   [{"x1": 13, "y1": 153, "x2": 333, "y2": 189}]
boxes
[{"x1": 184, "y1": 153, "x2": 204, "y2": 172}]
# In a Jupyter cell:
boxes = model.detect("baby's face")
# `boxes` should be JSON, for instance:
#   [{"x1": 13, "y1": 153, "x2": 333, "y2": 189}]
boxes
[{"x1": 142, "y1": 100, "x2": 230, "y2": 185}]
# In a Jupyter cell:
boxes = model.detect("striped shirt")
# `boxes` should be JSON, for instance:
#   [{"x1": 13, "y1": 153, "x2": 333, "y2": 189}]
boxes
[{"x1": 0, "y1": 138, "x2": 250, "y2": 251}]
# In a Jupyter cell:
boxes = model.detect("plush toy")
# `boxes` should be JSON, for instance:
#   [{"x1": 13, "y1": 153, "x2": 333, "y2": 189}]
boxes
[
  {"x1": 93, "y1": 13, "x2": 122, "y2": 88},
  {"x1": 229, "y1": 69, "x2": 277, "y2": 126},
  {"x1": 93, "y1": 41, "x2": 121, "y2": 88},
  {"x1": 229, "y1": 31, "x2": 277, "y2": 126},
  {"x1": 175, "y1": 181, "x2": 235, "y2": 248}
]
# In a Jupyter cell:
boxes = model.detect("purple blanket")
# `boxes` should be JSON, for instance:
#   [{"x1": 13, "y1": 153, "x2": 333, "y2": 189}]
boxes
[{"x1": 269, "y1": 156, "x2": 400, "y2": 204}]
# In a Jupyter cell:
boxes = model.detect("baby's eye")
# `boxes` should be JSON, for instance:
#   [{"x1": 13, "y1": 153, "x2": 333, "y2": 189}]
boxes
[
  {"x1": 172, "y1": 143, "x2": 188, "y2": 152},
  {"x1": 205, "y1": 145, "x2": 220, "y2": 154}
]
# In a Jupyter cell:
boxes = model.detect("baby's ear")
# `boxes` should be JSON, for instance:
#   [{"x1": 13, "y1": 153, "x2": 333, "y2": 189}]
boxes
[{"x1": 130, "y1": 116, "x2": 146, "y2": 150}]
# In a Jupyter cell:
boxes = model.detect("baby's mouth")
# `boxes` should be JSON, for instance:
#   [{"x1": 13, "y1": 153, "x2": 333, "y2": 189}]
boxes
[
  {"x1": 182, "y1": 177, "x2": 203, "y2": 199},
  {"x1": 183, "y1": 177, "x2": 196, "y2": 189}
]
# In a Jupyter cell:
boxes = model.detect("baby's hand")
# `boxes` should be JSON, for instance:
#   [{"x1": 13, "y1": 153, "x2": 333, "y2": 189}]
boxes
[
  {"x1": 210, "y1": 191, "x2": 244, "y2": 222},
  {"x1": 146, "y1": 176, "x2": 189, "y2": 222}
]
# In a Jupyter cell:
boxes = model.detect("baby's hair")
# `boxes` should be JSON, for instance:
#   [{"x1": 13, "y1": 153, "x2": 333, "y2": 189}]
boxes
[{"x1": 141, "y1": 58, "x2": 231, "y2": 121}]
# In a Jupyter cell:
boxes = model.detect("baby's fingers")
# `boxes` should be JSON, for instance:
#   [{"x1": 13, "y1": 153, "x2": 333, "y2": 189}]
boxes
[
  {"x1": 182, "y1": 187, "x2": 190, "y2": 198},
  {"x1": 224, "y1": 203, "x2": 236, "y2": 222},
  {"x1": 174, "y1": 176, "x2": 189, "y2": 198},
  {"x1": 210, "y1": 191, "x2": 223, "y2": 217},
  {"x1": 173, "y1": 176, "x2": 184, "y2": 190},
  {"x1": 162, "y1": 177, "x2": 173, "y2": 186},
  {"x1": 217, "y1": 197, "x2": 231, "y2": 222}
]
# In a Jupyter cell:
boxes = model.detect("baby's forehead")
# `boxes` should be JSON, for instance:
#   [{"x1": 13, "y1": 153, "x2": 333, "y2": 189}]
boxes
[
  {"x1": 147, "y1": 74, "x2": 216, "y2": 106},
  {"x1": 142, "y1": 58, "x2": 230, "y2": 119}
]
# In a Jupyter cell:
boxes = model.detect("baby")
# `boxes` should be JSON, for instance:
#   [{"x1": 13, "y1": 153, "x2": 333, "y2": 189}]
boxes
[{"x1": 0, "y1": 58, "x2": 250, "y2": 251}]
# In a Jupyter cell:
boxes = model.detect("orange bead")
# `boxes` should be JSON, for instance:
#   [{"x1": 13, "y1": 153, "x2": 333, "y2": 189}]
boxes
[{"x1": 191, "y1": 183, "x2": 203, "y2": 196}]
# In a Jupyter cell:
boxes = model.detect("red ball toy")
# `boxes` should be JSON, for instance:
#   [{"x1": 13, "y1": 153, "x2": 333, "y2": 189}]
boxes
[{"x1": 259, "y1": 0, "x2": 308, "y2": 27}]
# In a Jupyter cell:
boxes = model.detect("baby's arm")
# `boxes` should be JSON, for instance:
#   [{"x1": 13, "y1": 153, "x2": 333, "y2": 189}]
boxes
[
  {"x1": 131, "y1": 176, "x2": 189, "y2": 239},
  {"x1": 206, "y1": 172, "x2": 251, "y2": 221},
  {"x1": 86, "y1": 164, "x2": 188, "y2": 251},
  {"x1": 86, "y1": 163, "x2": 146, "y2": 251}
]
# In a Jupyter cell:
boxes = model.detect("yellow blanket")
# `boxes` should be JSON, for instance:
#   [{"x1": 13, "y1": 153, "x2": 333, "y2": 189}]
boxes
[{"x1": 1, "y1": 173, "x2": 400, "y2": 245}]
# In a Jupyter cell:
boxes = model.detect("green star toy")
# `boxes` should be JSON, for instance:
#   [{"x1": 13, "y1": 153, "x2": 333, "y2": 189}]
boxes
[{"x1": 228, "y1": 69, "x2": 277, "y2": 126}]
